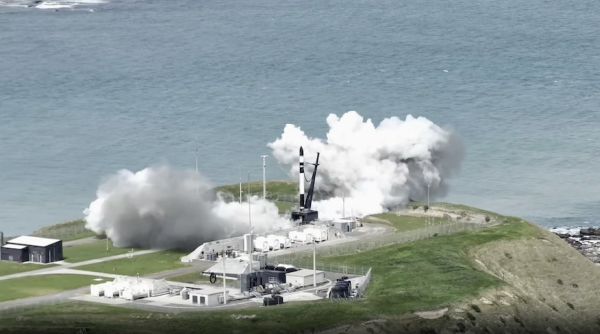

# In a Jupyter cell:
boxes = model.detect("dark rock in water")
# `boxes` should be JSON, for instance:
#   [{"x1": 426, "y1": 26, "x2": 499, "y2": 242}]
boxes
[{"x1": 580, "y1": 228, "x2": 600, "y2": 236}]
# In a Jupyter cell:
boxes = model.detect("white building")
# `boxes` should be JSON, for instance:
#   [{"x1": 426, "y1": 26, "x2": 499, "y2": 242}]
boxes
[
  {"x1": 286, "y1": 269, "x2": 325, "y2": 287},
  {"x1": 181, "y1": 236, "x2": 244, "y2": 263},
  {"x1": 204, "y1": 254, "x2": 259, "y2": 280},
  {"x1": 187, "y1": 288, "x2": 228, "y2": 306}
]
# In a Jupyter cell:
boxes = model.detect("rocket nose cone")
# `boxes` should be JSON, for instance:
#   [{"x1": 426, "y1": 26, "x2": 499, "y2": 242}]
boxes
[{"x1": 300, "y1": 146, "x2": 304, "y2": 155}]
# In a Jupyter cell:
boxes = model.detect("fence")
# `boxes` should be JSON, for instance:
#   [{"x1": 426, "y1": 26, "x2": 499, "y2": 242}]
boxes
[
  {"x1": 356, "y1": 267, "x2": 372, "y2": 296},
  {"x1": 267, "y1": 220, "x2": 491, "y2": 274}
]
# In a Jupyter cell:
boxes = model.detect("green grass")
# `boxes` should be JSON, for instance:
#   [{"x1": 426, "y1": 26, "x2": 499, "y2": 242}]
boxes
[
  {"x1": 366, "y1": 213, "x2": 432, "y2": 232},
  {"x1": 0, "y1": 275, "x2": 104, "y2": 302},
  {"x1": 432, "y1": 202, "x2": 503, "y2": 219},
  {"x1": 63, "y1": 240, "x2": 136, "y2": 263},
  {"x1": 74, "y1": 250, "x2": 187, "y2": 276},
  {"x1": 217, "y1": 181, "x2": 297, "y2": 214},
  {"x1": 0, "y1": 261, "x2": 48, "y2": 276},
  {"x1": 216, "y1": 180, "x2": 296, "y2": 200},
  {"x1": 0, "y1": 217, "x2": 542, "y2": 334},
  {"x1": 168, "y1": 271, "x2": 209, "y2": 284},
  {"x1": 319, "y1": 217, "x2": 540, "y2": 314},
  {"x1": 32, "y1": 219, "x2": 97, "y2": 241}
]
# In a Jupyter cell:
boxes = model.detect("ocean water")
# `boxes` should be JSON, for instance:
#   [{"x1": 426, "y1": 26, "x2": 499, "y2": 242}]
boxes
[{"x1": 1, "y1": 0, "x2": 599, "y2": 235}]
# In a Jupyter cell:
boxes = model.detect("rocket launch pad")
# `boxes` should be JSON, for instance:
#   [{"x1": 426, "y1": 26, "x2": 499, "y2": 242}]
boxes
[{"x1": 291, "y1": 146, "x2": 319, "y2": 224}]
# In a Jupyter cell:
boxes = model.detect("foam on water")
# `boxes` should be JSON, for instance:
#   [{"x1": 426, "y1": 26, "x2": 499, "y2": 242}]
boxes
[{"x1": 0, "y1": 0, "x2": 106, "y2": 10}]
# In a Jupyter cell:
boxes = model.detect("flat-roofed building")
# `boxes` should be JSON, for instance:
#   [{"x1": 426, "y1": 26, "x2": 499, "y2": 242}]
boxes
[
  {"x1": 5, "y1": 236, "x2": 63, "y2": 263},
  {"x1": 0, "y1": 243, "x2": 29, "y2": 262}
]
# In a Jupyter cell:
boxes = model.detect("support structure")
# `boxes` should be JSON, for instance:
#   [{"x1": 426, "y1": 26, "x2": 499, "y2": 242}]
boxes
[{"x1": 291, "y1": 147, "x2": 320, "y2": 224}]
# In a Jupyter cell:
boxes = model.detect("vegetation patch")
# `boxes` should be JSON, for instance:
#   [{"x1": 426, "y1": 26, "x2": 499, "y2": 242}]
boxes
[
  {"x1": 0, "y1": 275, "x2": 100, "y2": 302},
  {"x1": 63, "y1": 239, "x2": 136, "y2": 263},
  {"x1": 216, "y1": 181, "x2": 299, "y2": 214},
  {"x1": 366, "y1": 213, "x2": 432, "y2": 232},
  {"x1": 0, "y1": 208, "x2": 542, "y2": 333},
  {"x1": 0, "y1": 261, "x2": 48, "y2": 276},
  {"x1": 74, "y1": 250, "x2": 187, "y2": 276},
  {"x1": 32, "y1": 219, "x2": 97, "y2": 241}
]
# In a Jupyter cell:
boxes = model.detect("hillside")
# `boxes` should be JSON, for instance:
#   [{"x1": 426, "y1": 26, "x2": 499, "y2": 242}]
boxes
[
  {"x1": 1, "y1": 182, "x2": 599, "y2": 333},
  {"x1": 324, "y1": 222, "x2": 600, "y2": 334}
]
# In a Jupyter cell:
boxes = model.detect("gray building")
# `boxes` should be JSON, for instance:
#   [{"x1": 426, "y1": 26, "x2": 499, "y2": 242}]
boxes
[
  {"x1": 2, "y1": 236, "x2": 63, "y2": 263},
  {"x1": 1, "y1": 244, "x2": 29, "y2": 262}
]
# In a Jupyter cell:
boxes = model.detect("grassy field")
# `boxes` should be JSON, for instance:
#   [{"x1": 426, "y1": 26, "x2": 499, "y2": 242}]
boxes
[
  {"x1": 319, "y1": 216, "x2": 540, "y2": 314},
  {"x1": 217, "y1": 181, "x2": 297, "y2": 214},
  {"x1": 366, "y1": 213, "x2": 432, "y2": 232},
  {"x1": 216, "y1": 180, "x2": 296, "y2": 200},
  {"x1": 32, "y1": 219, "x2": 97, "y2": 241},
  {"x1": 0, "y1": 261, "x2": 49, "y2": 276},
  {"x1": 0, "y1": 275, "x2": 104, "y2": 302},
  {"x1": 63, "y1": 239, "x2": 136, "y2": 263},
  {"x1": 0, "y1": 216, "x2": 543, "y2": 333},
  {"x1": 74, "y1": 250, "x2": 187, "y2": 276}
]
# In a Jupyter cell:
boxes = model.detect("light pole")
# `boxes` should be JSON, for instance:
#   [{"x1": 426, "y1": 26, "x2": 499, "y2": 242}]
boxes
[
  {"x1": 313, "y1": 236, "x2": 317, "y2": 287},
  {"x1": 222, "y1": 252, "x2": 227, "y2": 305},
  {"x1": 247, "y1": 172, "x2": 252, "y2": 231},
  {"x1": 195, "y1": 146, "x2": 199, "y2": 174},
  {"x1": 261, "y1": 155, "x2": 268, "y2": 200},
  {"x1": 427, "y1": 183, "x2": 431, "y2": 225}
]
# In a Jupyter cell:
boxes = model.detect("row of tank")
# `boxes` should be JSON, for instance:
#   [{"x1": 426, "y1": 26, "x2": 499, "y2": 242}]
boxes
[{"x1": 252, "y1": 225, "x2": 329, "y2": 252}]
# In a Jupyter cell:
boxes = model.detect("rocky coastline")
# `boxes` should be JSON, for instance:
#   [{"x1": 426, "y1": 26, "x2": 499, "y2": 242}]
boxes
[{"x1": 551, "y1": 227, "x2": 600, "y2": 263}]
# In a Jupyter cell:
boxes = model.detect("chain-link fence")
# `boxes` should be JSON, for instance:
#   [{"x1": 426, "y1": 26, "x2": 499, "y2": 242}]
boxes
[{"x1": 268, "y1": 220, "x2": 491, "y2": 273}]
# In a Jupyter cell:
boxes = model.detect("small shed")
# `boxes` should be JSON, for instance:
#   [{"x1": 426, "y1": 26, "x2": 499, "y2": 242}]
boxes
[
  {"x1": 7, "y1": 236, "x2": 63, "y2": 263},
  {"x1": 188, "y1": 289, "x2": 228, "y2": 306},
  {"x1": 204, "y1": 257, "x2": 257, "y2": 280},
  {"x1": 286, "y1": 269, "x2": 325, "y2": 287},
  {"x1": 0, "y1": 244, "x2": 29, "y2": 262}
]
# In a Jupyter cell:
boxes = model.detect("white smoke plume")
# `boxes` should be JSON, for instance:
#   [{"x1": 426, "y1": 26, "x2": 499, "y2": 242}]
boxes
[
  {"x1": 269, "y1": 111, "x2": 463, "y2": 219},
  {"x1": 84, "y1": 166, "x2": 289, "y2": 249}
]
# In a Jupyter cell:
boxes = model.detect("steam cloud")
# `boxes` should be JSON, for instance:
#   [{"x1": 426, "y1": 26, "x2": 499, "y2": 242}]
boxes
[
  {"x1": 84, "y1": 111, "x2": 461, "y2": 248},
  {"x1": 269, "y1": 111, "x2": 463, "y2": 219},
  {"x1": 84, "y1": 166, "x2": 289, "y2": 249}
]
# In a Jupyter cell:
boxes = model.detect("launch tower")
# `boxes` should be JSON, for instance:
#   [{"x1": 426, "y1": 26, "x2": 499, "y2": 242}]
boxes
[{"x1": 291, "y1": 146, "x2": 320, "y2": 224}]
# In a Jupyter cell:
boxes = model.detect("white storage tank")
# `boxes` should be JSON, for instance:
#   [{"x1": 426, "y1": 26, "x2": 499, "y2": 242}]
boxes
[{"x1": 254, "y1": 236, "x2": 269, "y2": 252}]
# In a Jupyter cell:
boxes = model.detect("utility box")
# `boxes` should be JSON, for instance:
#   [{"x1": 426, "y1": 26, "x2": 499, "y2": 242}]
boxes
[{"x1": 286, "y1": 269, "x2": 325, "y2": 287}]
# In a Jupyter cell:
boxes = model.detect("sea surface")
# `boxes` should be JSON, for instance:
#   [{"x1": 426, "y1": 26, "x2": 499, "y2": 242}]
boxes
[{"x1": 1, "y1": 0, "x2": 599, "y2": 235}]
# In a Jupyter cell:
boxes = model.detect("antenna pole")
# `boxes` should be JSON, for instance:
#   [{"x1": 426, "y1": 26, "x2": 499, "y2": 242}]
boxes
[
  {"x1": 247, "y1": 172, "x2": 252, "y2": 231},
  {"x1": 222, "y1": 252, "x2": 227, "y2": 305},
  {"x1": 195, "y1": 146, "x2": 199, "y2": 174},
  {"x1": 239, "y1": 174, "x2": 242, "y2": 204},
  {"x1": 313, "y1": 237, "x2": 317, "y2": 287},
  {"x1": 261, "y1": 155, "x2": 268, "y2": 200},
  {"x1": 342, "y1": 191, "x2": 346, "y2": 218}
]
